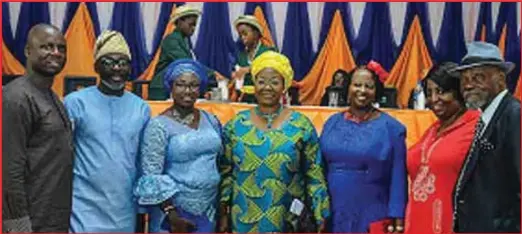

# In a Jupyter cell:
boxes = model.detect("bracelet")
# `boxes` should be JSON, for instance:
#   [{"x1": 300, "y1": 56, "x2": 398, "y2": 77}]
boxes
[{"x1": 387, "y1": 225, "x2": 395, "y2": 233}]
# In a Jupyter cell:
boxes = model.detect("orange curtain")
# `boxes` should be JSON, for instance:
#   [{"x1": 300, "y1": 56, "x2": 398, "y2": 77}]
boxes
[
  {"x1": 137, "y1": 5, "x2": 177, "y2": 99},
  {"x1": 253, "y1": 6, "x2": 275, "y2": 47},
  {"x1": 496, "y1": 24, "x2": 520, "y2": 100},
  {"x1": 254, "y1": 6, "x2": 275, "y2": 47},
  {"x1": 385, "y1": 16, "x2": 433, "y2": 108},
  {"x1": 498, "y1": 25, "x2": 522, "y2": 100},
  {"x1": 147, "y1": 101, "x2": 436, "y2": 148},
  {"x1": 497, "y1": 24, "x2": 507, "y2": 58},
  {"x1": 479, "y1": 25, "x2": 487, "y2": 42},
  {"x1": 2, "y1": 42, "x2": 25, "y2": 75},
  {"x1": 297, "y1": 10, "x2": 356, "y2": 106},
  {"x1": 53, "y1": 2, "x2": 98, "y2": 96}
]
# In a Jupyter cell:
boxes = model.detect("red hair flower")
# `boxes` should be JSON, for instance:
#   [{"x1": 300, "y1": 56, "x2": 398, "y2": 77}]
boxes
[{"x1": 367, "y1": 60, "x2": 389, "y2": 83}]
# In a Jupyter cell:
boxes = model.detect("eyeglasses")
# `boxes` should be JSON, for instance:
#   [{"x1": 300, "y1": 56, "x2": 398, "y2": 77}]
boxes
[
  {"x1": 173, "y1": 82, "x2": 200, "y2": 91},
  {"x1": 100, "y1": 57, "x2": 130, "y2": 68},
  {"x1": 254, "y1": 79, "x2": 283, "y2": 88}
]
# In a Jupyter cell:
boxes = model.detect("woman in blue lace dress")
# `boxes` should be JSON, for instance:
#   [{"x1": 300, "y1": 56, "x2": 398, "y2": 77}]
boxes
[{"x1": 134, "y1": 59, "x2": 223, "y2": 233}]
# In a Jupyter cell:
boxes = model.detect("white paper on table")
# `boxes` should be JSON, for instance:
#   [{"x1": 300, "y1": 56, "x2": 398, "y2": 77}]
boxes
[
  {"x1": 234, "y1": 65, "x2": 245, "y2": 90},
  {"x1": 235, "y1": 76, "x2": 245, "y2": 90},
  {"x1": 218, "y1": 79, "x2": 229, "y2": 100},
  {"x1": 414, "y1": 91, "x2": 426, "y2": 110}
]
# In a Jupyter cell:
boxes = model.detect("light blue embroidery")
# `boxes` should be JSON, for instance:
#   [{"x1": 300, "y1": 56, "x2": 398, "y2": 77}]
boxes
[{"x1": 134, "y1": 112, "x2": 222, "y2": 220}]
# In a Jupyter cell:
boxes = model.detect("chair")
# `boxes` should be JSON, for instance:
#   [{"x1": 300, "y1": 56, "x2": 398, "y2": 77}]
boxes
[
  {"x1": 288, "y1": 86, "x2": 300, "y2": 106},
  {"x1": 379, "y1": 87, "x2": 398, "y2": 108},
  {"x1": 64, "y1": 76, "x2": 97, "y2": 96},
  {"x1": 131, "y1": 79, "x2": 151, "y2": 99}
]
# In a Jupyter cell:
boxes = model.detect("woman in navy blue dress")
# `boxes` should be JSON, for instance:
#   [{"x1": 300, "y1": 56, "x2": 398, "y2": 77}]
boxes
[{"x1": 319, "y1": 65, "x2": 407, "y2": 233}]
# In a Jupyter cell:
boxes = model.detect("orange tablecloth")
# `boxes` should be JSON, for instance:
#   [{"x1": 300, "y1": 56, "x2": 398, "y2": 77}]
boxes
[{"x1": 147, "y1": 101, "x2": 437, "y2": 148}]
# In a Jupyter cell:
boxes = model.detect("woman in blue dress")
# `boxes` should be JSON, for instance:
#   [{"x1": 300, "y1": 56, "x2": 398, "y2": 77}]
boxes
[
  {"x1": 134, "y1": 59, "x2": 222, "y2": 233},
  {"x1": 319, "y1": 65, "x2": 408, "y2": 233}
]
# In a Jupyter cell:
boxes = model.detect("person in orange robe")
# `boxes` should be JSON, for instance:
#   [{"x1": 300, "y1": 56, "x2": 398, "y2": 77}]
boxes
[{"x1": 405, "y1": 62, "x2": 480, "y2": 234}]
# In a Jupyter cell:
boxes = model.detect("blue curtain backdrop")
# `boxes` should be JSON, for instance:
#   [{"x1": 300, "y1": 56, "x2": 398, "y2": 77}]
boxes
[
  {"x1": 317, "y1": 2, "x2": 356, "y2": 53},
  {"x1": 62, "y1": 2, "x2": 100, "y2": 36},
  {"x1": 281, "y1": 2, "x2": 314, "y2": 81},
  {"x1": 194, "y1": 3, "x2": 237, "y2": 79},
  {"x1": 13, "y1": 2, "x2": 50, "y2": 65},
  {"x1": 495, "y1": 2, "x2": 520, "y2": 92},
  {"x1": 353, "y1": 2, "x2": 397, "y2": 70},
  {"x1": 436, "y1": 2, "x2": 467, "y2": 63},
  {"x1": 150, "y1": 2, "x2": 180, "y2": 56},
  {"x1": 398, "y1": 2, "x2": 436, "y2": 63},
  {"x1": 473, "y1": 2, "x2": 494, "y2": 43},
  {"x1": 3, "y1": 2, "x2": 521, "y2": 95},
  {"x1": 3, "y1": 2, "x2": 15, "y2": 50},
  {"x1": 110, "y1": 2, "x2": 149, "y2": 80}
]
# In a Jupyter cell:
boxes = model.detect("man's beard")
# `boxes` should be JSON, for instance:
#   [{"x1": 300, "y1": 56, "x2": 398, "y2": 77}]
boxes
[
  {"x1": 465, "y1": 93, "x2": 490, "y2": 110},
  {"x1": 466, "y1": 100, "x2": 486, "y2": 110},
  {"x1": 101, "y1": 79, "x2": 125, "y2": 91}
]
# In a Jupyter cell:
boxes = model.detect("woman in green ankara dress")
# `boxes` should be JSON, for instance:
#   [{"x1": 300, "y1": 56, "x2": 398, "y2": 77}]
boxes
[{"x1": 217, "y1": 51, "x2": 330, "y2": 233}]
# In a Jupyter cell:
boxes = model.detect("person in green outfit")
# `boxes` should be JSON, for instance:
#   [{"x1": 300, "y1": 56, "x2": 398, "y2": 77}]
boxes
[
  {"x1": 149, "y1": 5, "x2": 226, "y2": 100},
  {"x1": 231, "y1": 15, "x2": 277, "y2": 103}
]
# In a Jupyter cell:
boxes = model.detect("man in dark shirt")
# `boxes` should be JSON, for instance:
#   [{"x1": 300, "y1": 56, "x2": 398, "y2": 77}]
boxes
[{"x1": 2, "y1": 23, "x2": 74, "y2": 232}]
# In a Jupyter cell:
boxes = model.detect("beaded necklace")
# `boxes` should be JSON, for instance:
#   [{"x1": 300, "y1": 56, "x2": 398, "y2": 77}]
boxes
[{"x1": 254, "y1": 105, "x2": 284, "y2": 129}]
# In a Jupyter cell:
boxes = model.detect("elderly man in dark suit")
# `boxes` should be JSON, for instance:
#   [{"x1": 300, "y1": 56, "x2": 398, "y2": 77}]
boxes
[{"x1": 452, "y1": 41, "x2": 520, "y2": 233}]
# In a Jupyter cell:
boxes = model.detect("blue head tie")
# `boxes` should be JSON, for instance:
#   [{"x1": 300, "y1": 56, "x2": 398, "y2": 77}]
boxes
[{"x1": 163, "y1": 59, "x2": 208, "y2": 93}]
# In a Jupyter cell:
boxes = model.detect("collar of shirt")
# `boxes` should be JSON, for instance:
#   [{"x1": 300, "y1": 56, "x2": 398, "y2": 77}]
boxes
[
  {"x1": 27, "y1": 74, "x2": 54, "y2": 90},
  {"x1": 480, "y1": 89, "x2": 508, "y2": 135}
]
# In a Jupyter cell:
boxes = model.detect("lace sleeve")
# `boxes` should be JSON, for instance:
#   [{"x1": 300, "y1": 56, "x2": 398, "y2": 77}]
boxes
[{"x1": 134, "y1": 118, "x2": 179, "y2": 205}]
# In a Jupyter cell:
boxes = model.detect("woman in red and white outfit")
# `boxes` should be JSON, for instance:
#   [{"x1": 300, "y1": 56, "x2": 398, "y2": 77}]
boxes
[{"x1": 405, "y1": 62, "x2": 480, "y2": 234}]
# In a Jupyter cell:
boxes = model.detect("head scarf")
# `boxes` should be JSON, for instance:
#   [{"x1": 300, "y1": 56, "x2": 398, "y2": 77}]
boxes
[
  {"x1": 251, "y1": 51, "x2": 294, "y2": 91},
  {"x1": 171, "y1": 5, "x2": 202, "y2": 23},
  {"x1": 93, "y1": 30, "x2": 131, "y2": 62},
  {"x1": 163, "y1": 59, "x2": 208, "y2": 93}
]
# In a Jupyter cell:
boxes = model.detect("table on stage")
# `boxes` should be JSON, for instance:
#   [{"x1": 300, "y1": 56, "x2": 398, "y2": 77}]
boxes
[{"x1": 147, "y1": 101, "x2": 437, "y2": 148}]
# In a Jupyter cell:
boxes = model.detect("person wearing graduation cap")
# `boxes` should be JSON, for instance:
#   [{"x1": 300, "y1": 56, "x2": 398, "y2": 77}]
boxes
[
  {"x1": 150, "y1": 5, "x2": 227, "y2": 100},
  {"x1": 231, "y1": 15, "x2": 277, "y2": 103}
]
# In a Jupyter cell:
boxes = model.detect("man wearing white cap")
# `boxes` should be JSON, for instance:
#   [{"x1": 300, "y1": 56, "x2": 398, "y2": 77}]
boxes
[
  {"x1": 149, "y1": 5, "x2": 226, "y2": 100},
  {"x1": 452, "y1": 41, "x2": 520, "y2": 232},
  {"x1": 64, "y1": 30, "x2": 151, "y2": 232}
]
